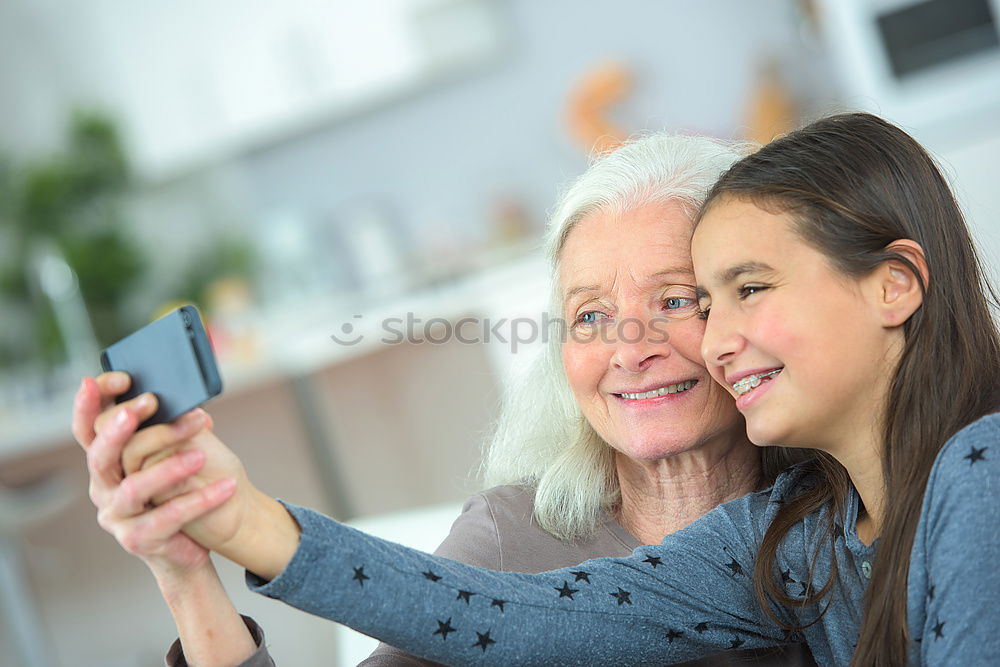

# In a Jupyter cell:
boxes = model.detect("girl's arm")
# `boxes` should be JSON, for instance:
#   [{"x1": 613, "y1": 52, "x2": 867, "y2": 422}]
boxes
[
  {"x1": 84, "y1": 377, "x2": 797, "y2": 665},
  {"x1": 242, "y1": 497, "x2": 789, "y2": 665}
]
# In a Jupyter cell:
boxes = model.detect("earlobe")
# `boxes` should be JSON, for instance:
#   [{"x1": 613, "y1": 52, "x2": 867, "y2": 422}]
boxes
[{"x1": 877, "y1": 240, "x2": 928, "y2": 327}]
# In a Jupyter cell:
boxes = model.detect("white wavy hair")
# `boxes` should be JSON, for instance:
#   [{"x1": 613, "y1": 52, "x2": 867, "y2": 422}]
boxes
[{"x1": 481, "y1": 132, "x2": 758, "y2": 540}]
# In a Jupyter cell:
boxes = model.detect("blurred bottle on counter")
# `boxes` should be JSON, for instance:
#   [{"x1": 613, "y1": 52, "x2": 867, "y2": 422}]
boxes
[{"x1": 336, "y1": 200, "x2": 414, "y2": 301}]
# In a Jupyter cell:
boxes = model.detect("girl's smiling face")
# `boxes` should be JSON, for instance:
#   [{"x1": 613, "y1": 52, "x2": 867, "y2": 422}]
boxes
[{"x1": 691, "y1": 198, "x2": 903, "y2": 455}]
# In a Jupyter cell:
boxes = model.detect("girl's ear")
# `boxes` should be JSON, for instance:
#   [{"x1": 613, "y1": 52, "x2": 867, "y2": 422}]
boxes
[{"x1": 875, "y1": 239, "x2": 929, "y2": 327}]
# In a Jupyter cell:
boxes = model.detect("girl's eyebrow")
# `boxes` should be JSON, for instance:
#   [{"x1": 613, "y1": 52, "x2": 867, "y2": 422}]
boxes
[
  {"x1": 716, "y1": 261, "x2": 775, "y2": 284},
  {"x1": 695, "y1": 261, "x2": 775, "y2": 301}
]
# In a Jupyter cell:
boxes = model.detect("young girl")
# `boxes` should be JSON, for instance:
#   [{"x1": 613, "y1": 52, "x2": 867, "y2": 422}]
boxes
[{"x1": 80, "y1": 113, "x2": 1000, "y2": 666}]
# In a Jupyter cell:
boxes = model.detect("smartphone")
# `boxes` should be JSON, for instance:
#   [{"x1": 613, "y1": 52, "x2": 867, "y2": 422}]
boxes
[{"x1": 100, "y1": 305, "x2": 223, "y2": 429}]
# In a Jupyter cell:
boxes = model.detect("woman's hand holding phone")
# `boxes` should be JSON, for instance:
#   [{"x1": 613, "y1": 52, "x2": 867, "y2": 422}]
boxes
[
  {"x1": 73, "y1": 372, "x2": 236, "y2": 577},
  {"x1": 73, "y1": 371, "x2": 302, "y2": 582}
]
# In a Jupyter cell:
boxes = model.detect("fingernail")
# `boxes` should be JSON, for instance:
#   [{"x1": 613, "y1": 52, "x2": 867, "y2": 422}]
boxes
[
  {"x1": 174, "y1": 411, "x2": 203, "y2": 434},
  {"x1": 181, "y1": 449, "x2": 204, "y2": 466},
  {"x1": 137, "y1": 394, "x2": 154, "y2": 410},
  {"x1": 76, "y1": 378, "x2": 87, "y2": 399},
  {"x1": 116, "y1": 409, "x2": 130, "y2": 427},
  {"x1": 219, "y1": 477, "x2": 237, "y2": 494},
  {"x1": 111, "y1": 372, "x2": 128, "y2": 390}
]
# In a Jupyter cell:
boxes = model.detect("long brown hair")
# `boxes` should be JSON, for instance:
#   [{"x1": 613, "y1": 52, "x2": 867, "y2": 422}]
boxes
[{"x1": 697, "y1": 113, "x2": 1000, "y2": 665}]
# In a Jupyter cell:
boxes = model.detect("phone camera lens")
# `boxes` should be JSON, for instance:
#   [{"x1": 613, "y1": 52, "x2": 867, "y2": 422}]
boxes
[{"x1": 181, "y1": 309, "x2": 193, "y2": 328}]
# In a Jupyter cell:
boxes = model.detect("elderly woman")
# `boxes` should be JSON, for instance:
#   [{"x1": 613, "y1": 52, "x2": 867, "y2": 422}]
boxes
[{"x1": 75, "y1": 134, "x2": 812, "y2": 666}]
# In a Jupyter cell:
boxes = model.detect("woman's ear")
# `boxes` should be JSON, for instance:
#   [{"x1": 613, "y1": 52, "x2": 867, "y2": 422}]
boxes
[{"x1": 875, "y1": 239, "x2": 929, "y2": 327}]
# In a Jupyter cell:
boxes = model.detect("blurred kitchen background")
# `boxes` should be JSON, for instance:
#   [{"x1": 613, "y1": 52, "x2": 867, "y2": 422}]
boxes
[{"x1": 1, "y1": 0, "x2": 999, "y2": 665}]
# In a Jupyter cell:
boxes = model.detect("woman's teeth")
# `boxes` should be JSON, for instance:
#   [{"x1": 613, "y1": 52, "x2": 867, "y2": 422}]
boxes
[
  {"x1": 619, "y1": 380, "x2": 697, "y2": 400},
  {"x1": 732, "y1": 369, "x2": 782, "y2": 396}
]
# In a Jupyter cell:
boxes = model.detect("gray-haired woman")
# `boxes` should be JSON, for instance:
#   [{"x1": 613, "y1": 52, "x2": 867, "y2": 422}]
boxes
[
  {"x1": 360, "y1": 133, "x2": 812, "y2": 666},
  {"x1": 74, "y1": 133, "x2": 812, "y2": 666}
]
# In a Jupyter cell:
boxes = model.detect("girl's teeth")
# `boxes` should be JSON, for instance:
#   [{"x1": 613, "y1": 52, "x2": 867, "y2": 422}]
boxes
[
  {"x1": 620, "y1": 380, "x2": 697, "y2": 400},
  {"x1": 732, "y1": 369, "x2": 782, "y2": 396}
]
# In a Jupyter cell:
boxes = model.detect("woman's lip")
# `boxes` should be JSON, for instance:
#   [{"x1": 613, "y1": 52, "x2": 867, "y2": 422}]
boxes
[
  {"x1": 612, "y1": 381, "x2": 700, "y2": 407},
  {"x1": 611, "y1": 379, "x2": 699, "y2": 395}
]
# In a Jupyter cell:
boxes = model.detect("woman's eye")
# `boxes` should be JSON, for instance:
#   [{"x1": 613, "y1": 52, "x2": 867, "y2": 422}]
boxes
[
  {"x1": 664, "y1": 297, "x2": 697, "y2": 311},
  {"x1": 576, "y1": 311, "x2": 608, "y2": 325}
]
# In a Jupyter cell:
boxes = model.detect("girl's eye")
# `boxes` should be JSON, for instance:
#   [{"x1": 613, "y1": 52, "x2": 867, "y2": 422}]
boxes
[{"x1": 738, "y1": 284, "x2": 769, "y2": 299}]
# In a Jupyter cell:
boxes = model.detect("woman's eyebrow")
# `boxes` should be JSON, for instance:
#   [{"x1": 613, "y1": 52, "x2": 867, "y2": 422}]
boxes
[
  {"x1": 563, "y1": 268, "x2": 693, "y2": 301},
  {"x1": 564, "y1": 285, "x2": 599, "y2": 301}
]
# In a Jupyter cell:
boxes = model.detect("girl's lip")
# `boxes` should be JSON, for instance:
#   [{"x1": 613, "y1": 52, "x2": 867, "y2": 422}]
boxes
[{"x1": 734, "y1": 371, "x2": 780, "y2": 411}]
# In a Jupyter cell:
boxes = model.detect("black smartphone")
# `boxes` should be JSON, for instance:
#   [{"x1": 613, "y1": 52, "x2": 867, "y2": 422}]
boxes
[{"x1": 100, "y1": 305, "x2": 223, "y2": 429}]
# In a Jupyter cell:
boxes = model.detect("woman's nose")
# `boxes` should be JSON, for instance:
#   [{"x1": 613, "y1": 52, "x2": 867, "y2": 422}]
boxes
[{"x1": 610, "y1": 318, "x2": 671, "y2": 372}]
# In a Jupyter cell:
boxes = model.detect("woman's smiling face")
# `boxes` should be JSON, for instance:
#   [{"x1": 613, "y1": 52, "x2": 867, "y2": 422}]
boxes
[
  {"x1": 692, "y1": 198, "x2": 900, "y2": 453},
  {"x1": 559, "y1": 200, "x2": 746, "y2": 461}
]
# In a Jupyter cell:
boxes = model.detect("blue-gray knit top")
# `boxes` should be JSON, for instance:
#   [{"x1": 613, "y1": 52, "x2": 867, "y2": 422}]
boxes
[{"x1": 248, "y1": 413, "x2": 1000, "y2": 666}]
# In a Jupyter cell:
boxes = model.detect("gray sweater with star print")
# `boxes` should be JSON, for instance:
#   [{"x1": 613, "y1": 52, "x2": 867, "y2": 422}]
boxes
[{"x1": 246, "y1": 413, "x2": 1000, "y2": 666}]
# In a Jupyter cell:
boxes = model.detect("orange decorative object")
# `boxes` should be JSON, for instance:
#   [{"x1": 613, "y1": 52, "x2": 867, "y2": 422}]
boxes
[
  {"x1": 566, "y1": 62, "x2": 633, "y2": 155},
  {"x1": 744, "y1": 61, "x2": 798, "y2": 146}
]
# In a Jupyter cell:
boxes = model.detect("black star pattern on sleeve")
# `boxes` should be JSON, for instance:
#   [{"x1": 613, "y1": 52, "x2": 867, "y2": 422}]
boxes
[
  {"x1": 665, "y1": 629, "x2": 684, "y2": 643},
  {"x1": 799, "y1": 580, "x2": 815, "y2": 597},
  {"x1": 694, "y1": 622, "x2": 710, "y2": 634},
  {"x1": 423, "y1": 570, "x2": 442, "y2": 582},
  {"x1": 456, "y1": 590, "x2": 475, "y2": 604},
  {"x1": 729, "y1": 637, "x2": 745, "y2": 649},
  {"x1": 610, "y1": 587, "x2": 633, "y2": 605},
  {"x1": 472, "y1": 630, "x2": 496, "y2": 652},
  {"x1": 352, "y1": 566, "x2": 370, "y2": 587},
  {"x1": 963, "y1": 445, "x2": 988, "y2": 465},
  {"x1": 555, "y1": 581, "x2": 580, "y2": 599},
  {"x1": 780, "y1": 569, "x2": 796, "y2": 585},
  {"x1": 433, "y1": 618, "x2": 457, "y2": 640},
  {"x1": 490, "y1": 599, "x2": 506, "y2": 612},
  {"x1": 932, "y1": 618, "x2": 945, "y2": 640},
  {"x1": 643, "y1": 555, "x2": 663, "y2": 568},
  {"x1": 571, "y1": 570, "x2": 592, "y2": 583},
  {"x1": 722, "y1": 546, "x2": 744, "y2": 577}
]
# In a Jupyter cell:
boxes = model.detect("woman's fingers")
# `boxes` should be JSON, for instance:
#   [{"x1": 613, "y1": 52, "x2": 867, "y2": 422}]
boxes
[
  {"x1": 113, "y1": 477, "x2": 237, "y2": 557},
  {"x1": 86, "y1": 393, "x2": 161, "y2": 494},
  {"x1": 121, "y1": 410, "x2": 207, "y2": 476},
  {"x1": 94, "y1": 390, "x2": 158, "y2": 436},
  {"x1": 72, "y1": 373, "x2": 132, "y2": 448},
  {"x1": 112, "y1": 449, "x2": 207, "y2": 517}
]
